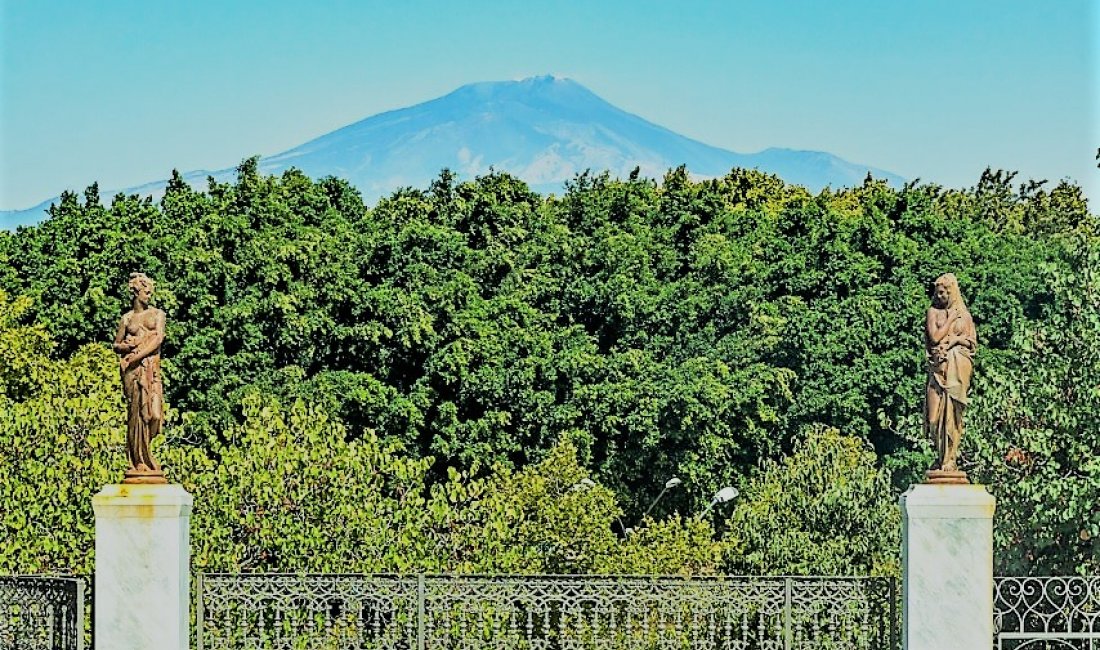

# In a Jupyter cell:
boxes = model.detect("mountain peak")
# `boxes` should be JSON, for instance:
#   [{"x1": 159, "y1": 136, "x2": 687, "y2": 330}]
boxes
[
  {"x1": 517, "y1": 73, "x2": 570, "y2": 84},
  {"x1": 443, "y1": 75, "x2": 600, "y2": 107}
]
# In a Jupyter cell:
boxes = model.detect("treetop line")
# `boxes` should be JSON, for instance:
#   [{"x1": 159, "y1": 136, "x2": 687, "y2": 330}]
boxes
[{"x1": 0, "y1": 162, "x2": 1095, "y2": 578}]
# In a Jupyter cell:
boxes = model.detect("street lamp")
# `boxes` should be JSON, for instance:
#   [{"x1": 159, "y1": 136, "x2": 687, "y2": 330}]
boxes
[
  {"x1": 641, "y1": 476, "x2": 682, "y2": 522},
  {"x1": 697, "y1": 486, "x2": 739, "y2": 519}
]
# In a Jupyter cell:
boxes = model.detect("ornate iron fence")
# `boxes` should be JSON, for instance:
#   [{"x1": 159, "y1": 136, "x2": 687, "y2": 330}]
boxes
[
  {"x1": 196, "y1": 573, "x2": 896, "y2": 649},
  {"x1": 0, "y1": 576, "x2": 85, "y2": 650},
  {"x1": 994, "y1": 576, "x2": 1100, "y2": 650}
]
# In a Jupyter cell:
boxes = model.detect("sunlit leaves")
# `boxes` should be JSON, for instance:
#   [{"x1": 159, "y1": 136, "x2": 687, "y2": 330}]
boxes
[{"x1": 723, "y1": 427, "x2": 901, "y2": 577}]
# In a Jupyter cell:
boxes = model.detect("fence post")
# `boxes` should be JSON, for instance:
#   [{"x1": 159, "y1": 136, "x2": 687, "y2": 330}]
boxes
[
  {"x1": 417, "y1": 574, "x2": 426, "y2": 650},
  {"x1": 888, "y1": 577, "x2": 897, "y2": 650},
  {"x1": 783, "y1": 577, "x2": 793, "y2": 650},
  {"x1": 75, "y1": 578, "x2": 85, "y2": 650},
  {"x1": 196, "y1": 573, "x2": 204, "y2": 650}
]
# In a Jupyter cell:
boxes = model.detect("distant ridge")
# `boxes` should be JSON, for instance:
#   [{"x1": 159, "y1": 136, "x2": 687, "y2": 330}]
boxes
[{"x1": 2, "y1": 75, "x2": 905, "y2": 229}]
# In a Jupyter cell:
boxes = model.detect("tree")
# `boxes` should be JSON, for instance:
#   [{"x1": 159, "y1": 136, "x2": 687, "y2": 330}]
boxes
[
  {"x1": 0, "y1": 293, "x2": 126, "y2": 574},
  {"x1": 968, "y1": 232, "x2": 1100, "y2": 575},
  {"x1": 722, "y1": 427, "x2": 901, "y2": 576}
]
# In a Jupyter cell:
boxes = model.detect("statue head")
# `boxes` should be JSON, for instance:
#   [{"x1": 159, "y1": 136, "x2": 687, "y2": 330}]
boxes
[
  {"x1": 932, "y1": 273, "x2": 962, "y2": 309},
  {"x1": 128, "y1": 272, "x2": 155, "y2": 306}
]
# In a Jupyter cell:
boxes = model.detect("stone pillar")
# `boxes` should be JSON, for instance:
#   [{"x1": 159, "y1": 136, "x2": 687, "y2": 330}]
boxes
[
  {"x1": 900, "y1": 483, "x2": 995, "y2": 650},
  {"x1": 92, "y1": 484, "x2": 192, "y2": 650}
]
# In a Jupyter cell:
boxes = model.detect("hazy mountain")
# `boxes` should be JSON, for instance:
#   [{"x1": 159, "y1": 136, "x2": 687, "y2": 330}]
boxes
[{"x1": 2, "y1": 75, "x2": 904, "y2": 229}]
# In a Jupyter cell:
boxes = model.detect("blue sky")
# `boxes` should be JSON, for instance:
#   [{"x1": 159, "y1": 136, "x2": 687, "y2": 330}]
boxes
[{"x1": 1, "y1": 0, "x2": 1096, "y2": 209}]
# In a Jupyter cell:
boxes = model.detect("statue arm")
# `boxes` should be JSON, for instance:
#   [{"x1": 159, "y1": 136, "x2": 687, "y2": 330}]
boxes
[
  {"x1": 926, "y1": 308, "x2": 953, "y2": 344},
  {"x1": 942, "y1": 315, "x2": 978, "y2": 351},
  {"x1": 112, "y1": 316, "x2": 132, "y2": 354}
]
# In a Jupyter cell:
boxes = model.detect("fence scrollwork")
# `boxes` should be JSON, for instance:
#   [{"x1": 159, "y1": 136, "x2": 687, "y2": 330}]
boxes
[
  {"x1": 197, "y1": 573, "x2": 896, "y2": 649},
  {"x1": 994, "y1": 576, "x2": 1100, "y2": 650},
  {"x1": 0, "y1": 575, "x2": 85, "y2": 650}
]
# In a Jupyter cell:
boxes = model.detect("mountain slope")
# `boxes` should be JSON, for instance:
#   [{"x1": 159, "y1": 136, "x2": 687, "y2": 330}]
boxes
[
  {"x1": 3, "y1": 75, "x2": 904, "y2": 228},
  {"x1": 260, "y1": 75, "x2": 902, "y2": 197}
]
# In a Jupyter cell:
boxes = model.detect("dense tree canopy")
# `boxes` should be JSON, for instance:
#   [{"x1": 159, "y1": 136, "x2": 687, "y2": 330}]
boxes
[{"x1": 0, "y1": 160, "x2": 1094, "y2": 575}]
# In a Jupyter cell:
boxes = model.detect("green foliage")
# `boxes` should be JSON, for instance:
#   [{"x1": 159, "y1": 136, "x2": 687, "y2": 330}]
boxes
[
  {"x1": 602, "y1": 516, "x2": 724, "y2": 575},
  {"x1": 968, "y1": 233, "x2": 1100, "y2": 574},
  {"x1": 166, "y1": 393, "x2": 435, "y2": 573},
  {"x1": 0, "y1": 293, "x2": 126, "y2": 574},
  {"x1": 722, "y1": 427, "x2": 901, "y2": 576},
  {"x1": 0, "y1": 305, "x2": 721, "y2": 575},
  {"x1": 0, "y1": 291, "x2": 54, "y2": 401},
  {"x1": 440, "y1": 439, "x2": 623, "y2": 573},
  {"x1": 1, "y1": 160, "x2": 1094, "y2": 576}
]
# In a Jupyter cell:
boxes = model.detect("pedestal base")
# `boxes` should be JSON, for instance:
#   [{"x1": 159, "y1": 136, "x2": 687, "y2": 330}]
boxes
[
  {"x1": 122, "y1": 467, "x2": 167, "y2": 484},
  {"x1": 900, "y1": 483, "x2": 995, "y2": 650},
  {"x1": 93, "y1": 484, "x2": 192, "y2": 650},
  {"x1": 924, "y1": 469, "x2": 969, "y2": 485}
]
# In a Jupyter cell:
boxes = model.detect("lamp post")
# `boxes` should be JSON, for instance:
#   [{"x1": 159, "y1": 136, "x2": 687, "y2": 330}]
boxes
[
  {"x1": 641, "y1": 477, "x2": 682, "y2": 523},
  {"x1": 697, "y1": 486, "x2": 739, "y2": 519}
]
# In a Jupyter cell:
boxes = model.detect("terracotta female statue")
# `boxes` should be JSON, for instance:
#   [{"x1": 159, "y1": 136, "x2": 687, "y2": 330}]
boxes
[
  {"x1": 113, "y1": 272, "x2": 167, "y2": 484},
  {"x1": 924, "y1": 273, "x2": 977, "y2": 483}
]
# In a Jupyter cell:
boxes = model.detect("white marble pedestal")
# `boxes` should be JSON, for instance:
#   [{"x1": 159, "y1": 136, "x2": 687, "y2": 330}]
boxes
[
  {"x1": 92, "y1": 484, "x2": 192, "y2": 650},
  {"x1": 900, "y1": 483, "x2": 995, "y2": 650}
]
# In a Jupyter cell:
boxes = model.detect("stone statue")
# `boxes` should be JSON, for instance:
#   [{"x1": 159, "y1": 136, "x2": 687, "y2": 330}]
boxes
[
  {"x1": 923, "y1": 273, "x2": 977, "y2": 484},
  {"x1": 113, "y1": 272, "x2": 168, "y2": 484}
]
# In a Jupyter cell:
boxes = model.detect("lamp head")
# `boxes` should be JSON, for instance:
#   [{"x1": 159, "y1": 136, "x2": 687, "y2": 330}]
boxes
[
  {"x1": 713, "y1": 486, "x2": 739, "y2": 504},
  {"x1": 571, "y1": 478, "x2": 596, "y2": 491}
]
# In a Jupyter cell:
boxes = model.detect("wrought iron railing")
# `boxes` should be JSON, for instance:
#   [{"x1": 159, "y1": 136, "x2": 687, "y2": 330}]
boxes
[
  {"x1": 0, "y1": 576, "x2": 85, "y2": 650},
  {"x1": 994, "y1": 576, "x2": 1100, "y2": 649},
  {"x1": 196, "y1": 573, "x2": 896, "y2": 649}
]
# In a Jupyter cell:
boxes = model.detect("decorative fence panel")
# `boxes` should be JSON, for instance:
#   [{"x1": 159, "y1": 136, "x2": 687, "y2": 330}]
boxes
[
  {"x1": 197, "y1": 573, "x2": 896, "y2": 650},
  {"x1": 0, "y1": 576, "x2": 85, "y2": 650},
  {"x1": 994, "y1": 576, "x2": 1100, "y2": 650}
]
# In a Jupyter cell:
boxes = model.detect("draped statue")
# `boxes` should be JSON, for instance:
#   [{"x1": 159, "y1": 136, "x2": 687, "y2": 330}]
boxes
[
  {"x1": 113, "y1": 272, "x2": 168, "y2": 484},
  {"x1": 923, "y1": 273, "x2": 977, "y2": 484}
]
